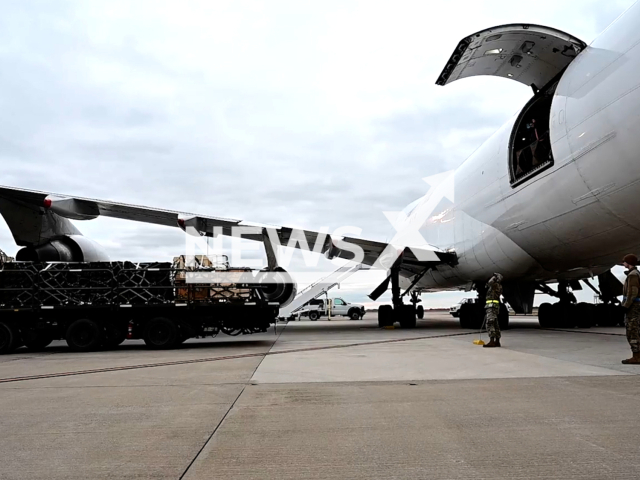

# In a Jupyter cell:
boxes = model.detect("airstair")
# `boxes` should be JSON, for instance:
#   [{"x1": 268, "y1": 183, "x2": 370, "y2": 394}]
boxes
[
  {"x1": 279, "y1": 263, "x2": 369, "y2": 318},
  {"x1": 0, "y1": 248, "x2": 13, "y2": 266}
]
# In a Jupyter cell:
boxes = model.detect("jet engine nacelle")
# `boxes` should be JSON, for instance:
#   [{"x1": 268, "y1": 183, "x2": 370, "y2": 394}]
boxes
[
  {"x1": 259, "y1": 266, "x2": 297, "y2": 308},
  {"x1": 15, "y1": 235, "x2": 110, "y2": 262}
]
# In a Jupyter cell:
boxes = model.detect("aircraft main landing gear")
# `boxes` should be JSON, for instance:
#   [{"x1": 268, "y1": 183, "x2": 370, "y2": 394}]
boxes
[
  {"x1": 537, "y1": 281, "x2": 625, "y2": 329},
  {"x1": 377, "y1": 265, "x2": 417, "y2": 329},
  {"x1": 538, "y1": 302, "x2": 625, "y2": 329}
]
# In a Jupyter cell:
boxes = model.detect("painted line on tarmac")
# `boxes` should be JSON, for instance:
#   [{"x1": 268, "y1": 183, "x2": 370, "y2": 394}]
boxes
[
  {"x1": 542, "y1": 328, "x2": 625, "y2": 336},
  {"x1": 0, "y1": 330, "x2": 476, "y2": 384}
]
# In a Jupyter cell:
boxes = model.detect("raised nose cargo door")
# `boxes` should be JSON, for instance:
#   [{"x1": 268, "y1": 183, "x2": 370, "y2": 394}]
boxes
[{"x1": 436, "y1": 24, "x2": 586, "y2": 91}]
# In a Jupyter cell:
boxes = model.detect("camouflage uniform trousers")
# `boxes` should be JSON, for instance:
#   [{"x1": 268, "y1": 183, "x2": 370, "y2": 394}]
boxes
[
  {"x1": 484, "y1": 304, "x2": 501, "y2": 340},
  {"x1": 625, "y1": 304, "x2": 640, "y2": 353}
]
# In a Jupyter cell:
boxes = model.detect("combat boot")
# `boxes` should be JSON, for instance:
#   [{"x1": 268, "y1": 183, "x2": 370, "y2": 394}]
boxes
[
  {"x1": 494, "y1": 339, "x2": 501, "y2": 347},
  {"x1": 483, "y1": 338, "x2": 498, "y2": 348},
  {"x1": 621, "y1": 352, "x2": 640, "y2": 364}
]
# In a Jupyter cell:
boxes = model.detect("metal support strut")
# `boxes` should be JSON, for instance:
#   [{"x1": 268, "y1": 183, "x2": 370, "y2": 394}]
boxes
[
  {"x1": 410, "y1": 292, "x2": 419, "y2": 306},
  {"x1": 536, "y1": 281, "x2": 576, "y2": 304},
  {"x1": 391, "y1": 265, "x2": 402, "y2": 309}
]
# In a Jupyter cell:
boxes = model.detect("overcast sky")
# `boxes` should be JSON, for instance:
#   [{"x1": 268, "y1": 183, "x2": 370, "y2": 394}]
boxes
[{"x1": 0, "y1": 0, "x2": 634, "y2": 307}]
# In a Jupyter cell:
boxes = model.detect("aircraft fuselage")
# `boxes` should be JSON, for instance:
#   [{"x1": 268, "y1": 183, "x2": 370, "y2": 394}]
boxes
[{"x1": 411, "y1": 4, "x2": 640, "y2": 290}]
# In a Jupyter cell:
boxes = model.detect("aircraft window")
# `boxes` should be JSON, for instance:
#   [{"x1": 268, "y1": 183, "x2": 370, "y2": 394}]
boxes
[{"x1": 509, "y1": 81, "x2": 557, "y2": 187}]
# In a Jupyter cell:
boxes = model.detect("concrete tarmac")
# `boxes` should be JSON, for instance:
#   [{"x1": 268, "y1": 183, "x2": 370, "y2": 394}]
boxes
[{"x1": 1, "y1": 312, "x2": 639, "y2": 479}]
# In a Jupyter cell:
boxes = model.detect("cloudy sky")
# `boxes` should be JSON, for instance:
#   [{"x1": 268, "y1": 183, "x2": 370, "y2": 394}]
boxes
[{"x1": 0, "y1": 0, "x2": 634, "y2": 307}]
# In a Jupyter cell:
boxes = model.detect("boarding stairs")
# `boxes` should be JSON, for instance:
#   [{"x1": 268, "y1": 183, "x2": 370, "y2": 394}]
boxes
[
  {"x1": 279, "y1": 263, "x2": 369, "y2": 318},
  {"x1": 0, "y1": 248, "x2": 13, "y2": 267}
]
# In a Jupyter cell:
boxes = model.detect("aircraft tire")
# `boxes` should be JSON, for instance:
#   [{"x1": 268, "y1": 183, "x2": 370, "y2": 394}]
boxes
[
  {"x1": 555, "y1": 303, "x2": 576, "y2": 328},
  {"x1": 611, "y1": 305, "x2": 626, "y2": 327},
  {"x1": 417, "y1": 305, "x2": 424, "y2": 319},
  {"x1": 378, "y1": 305, "x2": 394, "y2": 327},
  {"x1": 398, "y1": 305, "x2": 417, "y2": 329},
  {"x1": 498, "y1": 304, "x2": 510, "y2": 330},
  {"x1": 594, "y1": 304, "x2": 608, "y2": 327},
  {"x1": 537, "y1": 302, "x2": 555, "y2": 328},
  {"x1": 595, "y1": 304, "x2": 617, "y2": 327},
  {"x1": 575, "y1": 303, "x2": 594, "y2": 328}
]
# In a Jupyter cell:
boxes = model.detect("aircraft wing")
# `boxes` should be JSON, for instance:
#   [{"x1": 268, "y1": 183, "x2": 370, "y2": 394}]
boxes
[{"x1": 0, "y1": 185, "x2": 456, "y2": 271}]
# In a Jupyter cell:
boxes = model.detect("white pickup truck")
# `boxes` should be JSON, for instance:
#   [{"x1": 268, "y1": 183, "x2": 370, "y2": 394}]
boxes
[
  {"x1": 297, "y1": 298, "x2": 366, "y2": 321},
  {"x1": 450, "y1": 298, "x2": 476, "y2": 317}
]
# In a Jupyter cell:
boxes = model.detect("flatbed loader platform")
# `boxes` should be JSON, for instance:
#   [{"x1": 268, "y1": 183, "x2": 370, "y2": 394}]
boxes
[{"x1": 0, "y1": 258, "x2": 279, "y2": 353}]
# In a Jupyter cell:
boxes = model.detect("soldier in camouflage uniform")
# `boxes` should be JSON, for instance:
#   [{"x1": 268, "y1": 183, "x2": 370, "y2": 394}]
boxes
[
  {"x1": 483, "y1": 273, "x2": 503, "y2": 348},
  {"x1": 622, "y1": 254, "x2": 640, "y2": 364}
]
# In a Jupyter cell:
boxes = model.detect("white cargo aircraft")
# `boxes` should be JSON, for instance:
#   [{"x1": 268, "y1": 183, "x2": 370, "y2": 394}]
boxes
[{"x1": 2, "y1": 4, "x2": 639, "y2": 329}]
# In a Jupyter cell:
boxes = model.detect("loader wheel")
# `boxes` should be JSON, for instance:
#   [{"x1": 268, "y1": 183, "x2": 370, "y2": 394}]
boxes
[
  {"x1": 144, "y1": 317, "x2": 178, "y2": 349},
  {"x1": 0, "y1": 322, "x2": 18, "y2": 354},
  {"x1": 66, "y1": 319, "x2": 104, "y2": 352}
]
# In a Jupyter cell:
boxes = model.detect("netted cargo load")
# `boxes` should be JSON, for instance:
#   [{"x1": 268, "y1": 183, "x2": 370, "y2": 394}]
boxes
[
  {"x1": 0, "y1": 262, "x2": 41, "y2": 308},
  {"x1": 114, "y1": 262, "x2": 174, "y2": 305},
  {"x1": 36, "y1": 263, "x2": 115, "y2": 306},
  {"x1": 0, "y1": 258, "x2": 271, "y2": 308},
  {"x1": 0, "y1": 261, "x2": 176, "y2": 308}
]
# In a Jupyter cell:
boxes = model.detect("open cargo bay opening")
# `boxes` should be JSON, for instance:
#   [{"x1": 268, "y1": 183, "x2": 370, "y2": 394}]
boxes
[{"x1": 509, "y1": 79, "x2": 559, "y2": 187}]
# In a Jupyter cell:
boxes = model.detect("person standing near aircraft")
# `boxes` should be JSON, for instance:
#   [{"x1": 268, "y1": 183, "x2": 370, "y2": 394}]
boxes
[
  {"x1": 622, "y1": 254, "x2": 640, "y2": 364},
  {"x1": 483, "y1": 273, "x2": 503, "y2": 348}
]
